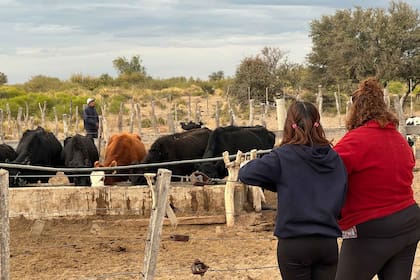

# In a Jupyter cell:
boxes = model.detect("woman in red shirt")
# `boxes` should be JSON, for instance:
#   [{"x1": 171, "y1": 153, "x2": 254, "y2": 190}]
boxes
[{"x1": 334, "y1": 77, "x2": 420, "y2": 280}]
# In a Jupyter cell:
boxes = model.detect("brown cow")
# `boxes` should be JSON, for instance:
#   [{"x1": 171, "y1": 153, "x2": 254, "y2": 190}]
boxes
[{"x1": 94, "y1": 132, "x2": 146, "y2": 185}]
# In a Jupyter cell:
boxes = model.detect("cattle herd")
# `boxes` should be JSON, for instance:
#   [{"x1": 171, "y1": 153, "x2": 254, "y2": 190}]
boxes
[{"x1": 0, "y1": 123, "x2": 276, "y2": 187}]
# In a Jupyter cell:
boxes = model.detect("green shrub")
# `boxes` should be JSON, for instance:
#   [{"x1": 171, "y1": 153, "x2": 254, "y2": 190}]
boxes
[
  {"x1": 0, "y1": 86, "x2": 26, "y2": 99},
  {"x1": 157, "y1": 117, "x2": 166, "y2": 125},
  {"x1": 107, "y1": 95, "x2": 131, "y2": 114},
  {"x1": 141, "y1": 118, "x2": 152, "y2": 128}
]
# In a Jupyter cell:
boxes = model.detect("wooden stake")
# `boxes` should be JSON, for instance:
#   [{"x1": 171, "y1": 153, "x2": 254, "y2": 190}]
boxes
[
  {"x1": 0, "y1": 169, "x2": 10, "y2": 280},
  {"x1": 223, "y1": 150, "x2": 243, "y2": 227},
  {"x1": 143, "y1": 169, "x2": 172, "y2": 280}
]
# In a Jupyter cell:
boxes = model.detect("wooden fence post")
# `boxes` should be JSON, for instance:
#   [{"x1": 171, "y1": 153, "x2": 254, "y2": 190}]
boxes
[
  {"x1": 69, "y1": 99, "x2": 73, "y2": 132},
  {"x1": 173, "y1": 102, "x2": 178, "y2": 133},
  {"x1": 334, "y1": 92, "x2": 341, "y2": 127},
  {"x1": 16, "y1": 107, "x2": 22, "y2": 139},
  {"x1": 129, "y1": 100, "x2": 135, "y2": 134},
  {"x1": 53, "y1": 107, "x2": 58, "y2": 136},
  {"x1": 135, "y1": 103, "x2": 142, "y2": 136},
  {"x1": 227, "y1": 90, "x2": 236, "y2": 126},
  {"x1": 151, "y1": 100, "x2": 158, "y2": 134},
  {"x1": 24, "y1": 102, "x2": 29, "y2": 128},
  {"x1": 215, "y1": 101, "x2": 220, "y2": 128},
  {"x1": 317, "y1": 85, "x2": 323, "y2": 120},
  {"x1": 265, "y1": 87, "x2": 269, "y2": 106},
  {"x1": 101, "y1": 104, "x2": 109, "y2": 143},
  {"x1": 167, "y1": 112, "x2": 175, "y2": 134},
  {"x1": 188, "y1": 94, "x2": 192, "y2": 121},
  {"x1": 63, "y1": 114, "x2": 68, "y2": 139},
  {"x1": 206, "y1": 95, "x2": 209, "y2": 116},
  {"x1": 75, "y1": 106, "x2": 79, "y2": 135},
  {"x1": 38, "y1": 101, "x2": 47, "y2": 128},
  {"x1": 248, "y1": 149, "x2": 265, "y2": 212},
  {"x1": 6, "y1": 104, "x2": 11, "y2": 137},
  {"x1": 118, "y1": 102, "x2": 124, "y2": 133},
  {"x1": 275, "y1": 98, "x2": 286, "y2": 131},
  {"x1": 384, "y1": 86, "x2": 390, "y2": 109},
  {"x1": 345, "y1": 100, "x2": 352, "y2": 121},
  {"x1": 29, "y1": 116, "x2": 34, "y2": 130},
  {"x1": 261, "y1": 103, "x2": 267, "y2": 127},
  {"x1": 223, "y1": 151, "x2": 243, "y2": 227},
  {"x1": 411, "y1": 94, "x2": 413, "y2": 117},
  {"x1": 142, "y1": 169, "x2": 172, "y2": 280},
  {"x1": 393, "y1": 95, "x2": 407, "y2": 136},
  {"x1": 0, "y1": 169, "x2": 10, "y2": 280},
  {"x1": 249, "y1": 99, "x2": 254, "y2": 126},
  {"x1": 0, "y1": 109, "x2": 4, "y2": 143},
  {"x1": 410, "y1": 78, "x2": 413, "y2": 117},
  {"x1": 195, "y1": 101, "x2": 201, "y2": 123}
]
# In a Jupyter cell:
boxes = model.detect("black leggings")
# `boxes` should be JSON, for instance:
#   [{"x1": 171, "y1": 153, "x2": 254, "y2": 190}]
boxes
[
  {"x1": 277, "y1": 236, "x2": 338, "y2": 280},
  {"x1": 335, "y1": 204, "x2": 420, "y2": 280},
  {"x1": 335, "y1": 237, "x2": 417, "y2": 280}
]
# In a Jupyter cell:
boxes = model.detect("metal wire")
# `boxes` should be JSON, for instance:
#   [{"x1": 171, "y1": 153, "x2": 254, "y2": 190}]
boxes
[{"x1": 0, "y1": 149, "x2": 273, "y2": 173}]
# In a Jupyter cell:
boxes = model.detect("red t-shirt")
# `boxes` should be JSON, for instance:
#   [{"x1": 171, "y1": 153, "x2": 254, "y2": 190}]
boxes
[{"x1": 334, "y1": 120, "x2": 416, "y2": 230}]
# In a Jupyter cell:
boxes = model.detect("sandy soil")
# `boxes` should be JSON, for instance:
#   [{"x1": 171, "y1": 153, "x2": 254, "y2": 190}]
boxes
[{"x1": 10, "y1": 211, "x2": 280, "y2": 280}]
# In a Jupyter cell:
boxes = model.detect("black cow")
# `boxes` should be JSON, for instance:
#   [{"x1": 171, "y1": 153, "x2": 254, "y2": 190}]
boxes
[
  {"x1": 196, "y1": 125, "x2": 276, "y2": 179},
  {"x1": 180, "y1": 121, "x2": 203, "y2": 130},
  {"x1": 0, "y1": 143, "x2": 17, "y2": 162},
  {"x1": 130, "y1": 127, "x2": 212, "y2": 185},
  {"x1": 8, "y1": 126, "x2": 63, "y2": 186},
  {"x1": 62, "y1": 134, "x2": 99, "y2": 186}
]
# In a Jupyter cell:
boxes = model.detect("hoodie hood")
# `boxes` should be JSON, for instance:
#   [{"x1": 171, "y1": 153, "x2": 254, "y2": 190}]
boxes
[{"x1": 290, "y1": 145, "x2": 339, "y2": 173}]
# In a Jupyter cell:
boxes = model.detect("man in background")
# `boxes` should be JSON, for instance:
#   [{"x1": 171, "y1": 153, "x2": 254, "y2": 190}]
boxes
[{"x1": 83, "y1": 97, "x2": 99, "y2": 138}]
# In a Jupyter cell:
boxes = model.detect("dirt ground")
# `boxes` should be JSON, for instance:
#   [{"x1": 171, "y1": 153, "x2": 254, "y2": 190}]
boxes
[{"x1": 10, "y1": 210, "x2": 280, "y2": 280}]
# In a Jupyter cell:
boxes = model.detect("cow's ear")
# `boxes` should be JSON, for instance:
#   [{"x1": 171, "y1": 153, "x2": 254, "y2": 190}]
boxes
[
  {"x1": 110, "y1": 160, "x2": 117, "y2": 167},
  {"x1": 135, "y1": 134, "x2": 142, "y2": 141},
  {"x1": 94, "y1": 161, "x2": 100, "y2": 167}
]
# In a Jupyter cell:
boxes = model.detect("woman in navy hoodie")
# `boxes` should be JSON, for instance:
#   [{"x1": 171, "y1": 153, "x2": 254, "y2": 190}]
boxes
[{"x1": 238, "y1": 101, "x2": 347, "y2": 280}]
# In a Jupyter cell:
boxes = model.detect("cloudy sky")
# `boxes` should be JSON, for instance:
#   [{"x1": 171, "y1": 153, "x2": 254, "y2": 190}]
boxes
[{"x1": 0, "y1": 0, "x2": 419, "y2": 84}]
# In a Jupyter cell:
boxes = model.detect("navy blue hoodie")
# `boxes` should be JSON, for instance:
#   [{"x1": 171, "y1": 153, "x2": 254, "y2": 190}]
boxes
[{"x1": 238, "y1": 144, "x2": 347, "y2": 238}]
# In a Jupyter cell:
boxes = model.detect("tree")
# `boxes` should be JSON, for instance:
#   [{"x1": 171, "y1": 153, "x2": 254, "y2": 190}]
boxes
[
  {"x1": 308, "y1": 1, "x2": 420, "y2": 100},
  {"x1": 208, "y1": 71, "x2": 224, "y2": 81},
  {"x1": 112, "y1": 55, "x2": 147, "y2": 76},
  {"x1": 260, "y1": 46, "x2": 287, "y2": 77},
  {"x1": 232, "y1": 47, "x2": 301, "y2": 102},
  {"x1": 232, "y1": 56, "x2": 272, "y2": 103},
  {"x1": 0, "y1": 72, "x2": 7, "y2": 85}
]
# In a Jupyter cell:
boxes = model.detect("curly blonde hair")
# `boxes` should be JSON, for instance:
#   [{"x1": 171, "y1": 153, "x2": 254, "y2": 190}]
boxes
[{"x1": 346, "y1": 77, "x2": 398, "y2": 130}]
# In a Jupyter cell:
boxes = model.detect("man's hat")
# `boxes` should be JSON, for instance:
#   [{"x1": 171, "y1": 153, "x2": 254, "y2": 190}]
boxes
[{"x1": 87, "y1": 98, "x2": 95, "y2": 105}]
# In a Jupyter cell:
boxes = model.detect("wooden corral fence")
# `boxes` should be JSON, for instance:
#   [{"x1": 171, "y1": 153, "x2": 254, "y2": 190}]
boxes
[
  {"x1": 1, "y1": 91, "x2": 420, "y2": 151},
  {"x1": 1, "y1": 92, "x2": 420, "y2": 279}
]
